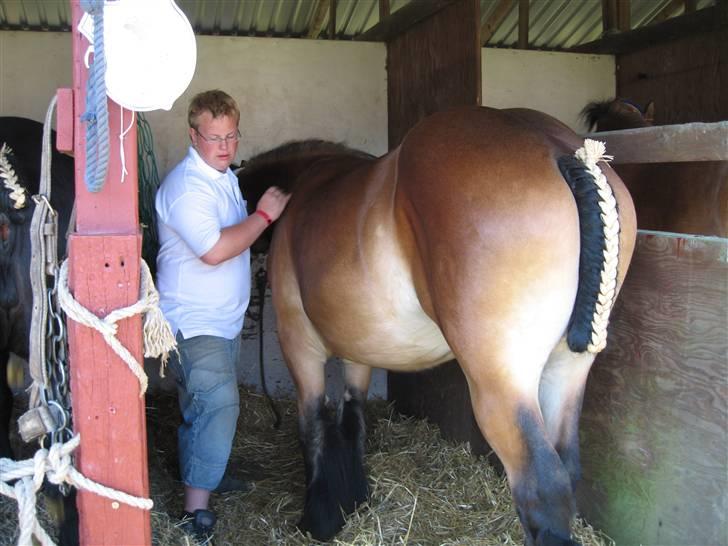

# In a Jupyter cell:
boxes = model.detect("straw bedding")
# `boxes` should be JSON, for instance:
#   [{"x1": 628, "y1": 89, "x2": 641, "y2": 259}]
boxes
[{"x1": 1, "y1": 386, "x2": 614, "y2": 545}]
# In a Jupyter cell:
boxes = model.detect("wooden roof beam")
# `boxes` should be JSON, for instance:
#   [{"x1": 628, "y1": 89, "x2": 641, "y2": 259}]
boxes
[
  {"x1": 356, "y1": 0, "x2": 455, "y2": 42},
  {"x1": 481, "y1": 0, "x2": 515, "y2": 46},
  {"x1": 307, "y1": 0, "x2": 330, "y2": 39},
  {"x1": 570, "y1": 3, "x2": 727, "y2": 54}
]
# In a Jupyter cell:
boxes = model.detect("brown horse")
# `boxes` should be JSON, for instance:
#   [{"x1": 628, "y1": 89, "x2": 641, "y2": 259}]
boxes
[
  {"x1": 581, "y1": 98, "x2": 728, "y2": 237},
  {"x1": 238, "y1": 106, "x2": 636, "y2": 545}
]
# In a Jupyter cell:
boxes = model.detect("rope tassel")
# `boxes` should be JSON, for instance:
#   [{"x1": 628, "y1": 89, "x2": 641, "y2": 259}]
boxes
[{"x1": 58, "y1": 258, "x2": 177, "y2": 395}]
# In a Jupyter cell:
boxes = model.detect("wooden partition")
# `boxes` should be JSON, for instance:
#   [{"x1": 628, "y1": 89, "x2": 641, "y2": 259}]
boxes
[{"x1": 577, "y1": 232, "x2": 727, "y2": 545}]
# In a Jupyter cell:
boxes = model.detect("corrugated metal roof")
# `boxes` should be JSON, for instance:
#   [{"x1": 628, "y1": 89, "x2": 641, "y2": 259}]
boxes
[{"x1": 0, "y1": 0, "x2": 717, "y2": 50}]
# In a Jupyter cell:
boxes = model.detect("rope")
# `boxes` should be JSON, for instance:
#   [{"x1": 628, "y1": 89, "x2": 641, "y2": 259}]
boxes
[
  {"x1": 80, "y1": 0, "x2": 110, "y2": 192},
  {"x1": 0, "y1": 144, "x2": 27, "y2": 209},
  {"x1": 574, "y1": 139, "x2": 620, "y2": 353},
  {"x1": 1, "y1": 435, "x2": 153, "y2": 546},
  {"x1": 137, "y1": 113, "x2": 162, "y2": 277},
  {"x1": 57, "y1": 258, "x2": 177, "y2": 395}
]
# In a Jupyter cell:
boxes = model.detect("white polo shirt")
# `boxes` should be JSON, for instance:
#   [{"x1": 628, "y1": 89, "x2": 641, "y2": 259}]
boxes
[{"x1": 155, "y1": 146, "x2": 250, "y2": 339}]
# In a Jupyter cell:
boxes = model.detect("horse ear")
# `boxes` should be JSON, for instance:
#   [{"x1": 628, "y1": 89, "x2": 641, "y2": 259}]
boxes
[{"x1": 643, "y1": 101, "x2": 655, "y2": 124}]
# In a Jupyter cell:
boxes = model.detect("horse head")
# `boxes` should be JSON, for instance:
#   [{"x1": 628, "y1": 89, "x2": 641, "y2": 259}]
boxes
[{"x1": 580, "y1": 98, "x2": 654, "y2": 132}]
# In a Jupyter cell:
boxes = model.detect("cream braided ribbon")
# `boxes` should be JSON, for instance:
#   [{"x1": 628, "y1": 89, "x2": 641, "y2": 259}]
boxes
[
  {"x1": 57, "y1": 258, "x2": 176, "y2": 395},
  {"x1": 574, "y1": 139, "x2": 620, "y2": 354},
  {"x1": 0, "y1": 143, "x2": 28, "y2": 209},
  {"x1": 0, "y1": 435, "x2": 153, "y2": 546}
]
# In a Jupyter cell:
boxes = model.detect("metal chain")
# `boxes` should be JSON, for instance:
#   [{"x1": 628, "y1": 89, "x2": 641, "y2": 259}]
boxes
[{"x1": 39, "y1": 266, "x2": 74, "y2": 493}]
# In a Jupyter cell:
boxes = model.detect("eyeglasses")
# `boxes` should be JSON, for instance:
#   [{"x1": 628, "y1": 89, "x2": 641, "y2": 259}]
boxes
[{"x1": 195, "y1": 128, "x2": 241, "y2": 145}]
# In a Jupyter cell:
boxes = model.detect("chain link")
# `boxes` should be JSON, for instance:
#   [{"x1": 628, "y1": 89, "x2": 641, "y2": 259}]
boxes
[{"x1": 39, "y1": 267, "x2": 74, "y2": 493}]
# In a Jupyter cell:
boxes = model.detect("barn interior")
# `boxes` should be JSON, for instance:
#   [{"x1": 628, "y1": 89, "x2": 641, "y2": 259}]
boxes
[{"x1": 0, "y1": 1, "x2": 726, "y2": 545}]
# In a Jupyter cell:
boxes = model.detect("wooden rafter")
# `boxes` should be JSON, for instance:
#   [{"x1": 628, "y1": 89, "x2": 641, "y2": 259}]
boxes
[
  {"x1": 518, "y1": 0, "x2": 528, "y2": 49},
  {"x1": 306, "y1": 0, "x2": 330, "y2": 39},
  {"x1": 480, "y1": 0, "x2": 515, "y2": 46},
  {"x1": 356, "y1": 0, "x2": 454, "y2": 42},
  {"x1": 571, "y1": 3, "x2": 727, "y2": 54},
  {"x1": 329, "y1": 0, "x2": 336, "y2": 39}
]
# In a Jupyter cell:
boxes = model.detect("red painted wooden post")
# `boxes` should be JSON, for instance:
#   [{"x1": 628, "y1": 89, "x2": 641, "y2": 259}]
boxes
[{"x1": 63, "y1": 1, "x2": 151, "y2": 544}]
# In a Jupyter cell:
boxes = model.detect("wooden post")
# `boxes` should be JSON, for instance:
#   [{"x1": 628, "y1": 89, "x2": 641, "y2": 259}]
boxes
[
  {"x1": 63, "y1": 2, "x2": 151, "y2": 545},
  {"x1": 518, "y1": 0, "x2": 529, "y2": 49}
]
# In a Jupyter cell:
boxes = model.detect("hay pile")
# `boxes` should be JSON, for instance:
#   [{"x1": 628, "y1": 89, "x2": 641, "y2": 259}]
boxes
[{"x1": 1, "y1": 387, "x2": 614, "y2": 545}]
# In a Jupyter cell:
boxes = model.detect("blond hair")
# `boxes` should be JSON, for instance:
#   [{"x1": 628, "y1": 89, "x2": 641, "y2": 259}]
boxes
[{"x1": 188, "y1": 90, "x2": 240, "y2": 129}]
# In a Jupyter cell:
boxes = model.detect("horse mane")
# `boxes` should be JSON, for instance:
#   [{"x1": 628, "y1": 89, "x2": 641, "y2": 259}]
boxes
[
  {"x1": 579, "y1": 100, "x2": 613, "y2": 132},
  {"x1": 242, "y1": 139, "x2": 374, "y2": 190},
  {"x1": 238, "y1": 139, "x2": 375, "y2": 214}
]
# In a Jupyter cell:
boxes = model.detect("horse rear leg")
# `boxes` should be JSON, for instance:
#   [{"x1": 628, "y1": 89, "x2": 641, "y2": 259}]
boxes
[
  {"x1": 539, "y1": 339, "x2": 595, "y2": 492},
  {"x1": 462, "y1": 362, "x2": 579, "y2": 546}
]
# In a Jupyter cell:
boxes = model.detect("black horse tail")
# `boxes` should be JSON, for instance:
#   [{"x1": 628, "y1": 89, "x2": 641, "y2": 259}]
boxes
[{"x1": 557, "y1": 139, "x2": 620, "y2": 354}]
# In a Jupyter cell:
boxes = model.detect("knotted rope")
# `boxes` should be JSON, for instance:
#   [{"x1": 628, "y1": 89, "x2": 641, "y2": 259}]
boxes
[
  {"x1": 574, "y1": 139, "x2": 620, "y2": 353},
  {"x1": 57, "y1": 258, "x2": 176, "y2": 395},
  {"x1": 0, "y1": 144, "x2": 27, "y2": 209},
  {"x1": 1, "y1": 435, "x2": 153, "y2": 546},
  {"x1": 80, "y1": 0, "x2": 110, "y2": 192}
]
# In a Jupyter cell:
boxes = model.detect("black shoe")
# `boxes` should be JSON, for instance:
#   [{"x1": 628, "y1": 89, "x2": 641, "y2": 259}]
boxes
[
  {"x1": 178, "y1": 509, "x2": 216, "y2": 545},
  {"x1": 213, "y1": 474, "x2": 253, "y2": 494}
]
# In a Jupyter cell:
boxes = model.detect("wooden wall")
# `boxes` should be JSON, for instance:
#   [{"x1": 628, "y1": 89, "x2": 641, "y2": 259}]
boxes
[
  {"x1": 617, "y1": 28, "x2": 728, "y2": 124},
  {"x1": 386, "y1": 0, "x2": 480, "y2": 149},
  {"x1": 578, "y1": 233, "x2": 728, "y2": 545}
]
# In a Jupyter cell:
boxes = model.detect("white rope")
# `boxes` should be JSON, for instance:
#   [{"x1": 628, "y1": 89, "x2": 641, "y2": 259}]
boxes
[
  {"x1": 0, "y1": 143, "x2": 27, "y2": 209},
  {"x1": 1, "y1": 435, "x2": 153, "y2": 546},
  {"x1": 57, "y1": 258, "x2": 177, "y2": 395},
  {"x1": 574, "y1": 139, "x2": 620, "y2": 353}
]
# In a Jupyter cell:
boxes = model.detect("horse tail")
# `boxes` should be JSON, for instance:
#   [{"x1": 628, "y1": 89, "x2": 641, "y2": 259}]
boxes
[{"x1": 557, "y1": 139, "x2": 620, "y2": 354}]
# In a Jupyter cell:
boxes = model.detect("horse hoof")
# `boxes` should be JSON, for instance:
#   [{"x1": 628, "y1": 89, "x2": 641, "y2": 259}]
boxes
[{"x1": 536, "y1": 528, "x2": 581, "y2": 546}]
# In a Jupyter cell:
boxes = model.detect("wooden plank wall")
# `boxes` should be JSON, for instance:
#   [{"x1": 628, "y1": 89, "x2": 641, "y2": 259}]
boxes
[
  {"x1": 578, "y1": 232, "x2": 728, "y2": 545},
  {"x1": 385, "y1": 0, "x2": 480, "y2": 149},
  {"x1": 385, "y1": 0, "x2": 484, "y2": 452},
  {"x1": 617, "y1": 29, "x2": 728, "y2": 124}
]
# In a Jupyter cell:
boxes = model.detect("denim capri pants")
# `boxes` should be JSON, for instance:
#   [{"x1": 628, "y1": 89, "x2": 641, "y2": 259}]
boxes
[{"x1": 169, "y1": 331, "x2": 241, "y2": 491}]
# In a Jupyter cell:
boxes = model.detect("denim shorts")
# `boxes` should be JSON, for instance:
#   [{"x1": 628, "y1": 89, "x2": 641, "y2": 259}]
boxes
[{"x1": 168, "y1": 331, "x2": 241, "y2": 491}]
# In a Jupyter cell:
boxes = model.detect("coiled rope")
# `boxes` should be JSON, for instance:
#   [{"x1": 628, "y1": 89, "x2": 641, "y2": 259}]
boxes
[
  {"x1": 0, "y1": 435, "x2": 153, "y2": 546},
  {"x1": 57, "y1": 258, "x2": 177, "y2": 395},
  {"x1": 80, "y1": 0, "x2": 110, "y2": 192}
]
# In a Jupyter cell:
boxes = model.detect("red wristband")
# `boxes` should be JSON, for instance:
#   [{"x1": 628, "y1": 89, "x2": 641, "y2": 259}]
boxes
[{"x1": 255, "y1": 209, "x2": 272, "y2": 225}]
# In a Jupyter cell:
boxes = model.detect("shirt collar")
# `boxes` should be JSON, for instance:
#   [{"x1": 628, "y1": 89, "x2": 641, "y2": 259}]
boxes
[{"x1": 187, "y1": 146, "x2": 232, "y2": 181}]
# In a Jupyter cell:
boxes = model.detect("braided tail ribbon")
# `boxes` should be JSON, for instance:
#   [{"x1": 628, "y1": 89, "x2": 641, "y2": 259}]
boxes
[
  {"x1": 80, "y1": 0, "x2": 110, "y2": 192},
  {"x1": 574, "y1": 139, "x2": 620, "y2": 353}
]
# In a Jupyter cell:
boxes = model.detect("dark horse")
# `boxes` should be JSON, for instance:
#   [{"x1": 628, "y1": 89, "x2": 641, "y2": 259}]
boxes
[
  {"x1": 238, "y1": 106, "x2": 636, "y2": 545},
  {"x1": 0, "y1": 116, "x2": 77, "y2": 544},
  {"x1": 582, "y1": 98, "x2": 727, "y2": 237}
]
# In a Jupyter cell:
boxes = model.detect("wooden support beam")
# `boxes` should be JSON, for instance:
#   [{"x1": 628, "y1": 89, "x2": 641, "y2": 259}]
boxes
[
  {"x1": 357, "y1": 0, "x2": 454, "y2": 42},
  {"x1": 379, "y1": 0, "x2": 390, "y2": 20},
  {"x1": 585, "y1": 121, "x2": 728, "y2": 164},
  {"x1": 329, "y1": 0, "x2": 336, "y2": 39},
  {"x1": 67, "y1": 2, "x2": 150, "y2": 544},
  {"x1": 307, "y1": 0, "x2": 330, "y2": 39},
  {"x1": 518, "y1": 0, "x2": 529, "y2": 49},
  {"x1": 602, "y1": 0, "x2": 618, "y2": 34},
  {"x1": 651, "y1": 0, "x2": 683, "y2": 24},
  {"x1": 480, "y1": 0, "x2": 515, "y2": 46},
  {"x1": 570, "y1": 3, "x2": 727, "y2": 54},
  {"x1": 617, "y1": 0, "x2": 630, "y2": 31}
]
